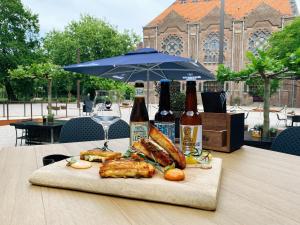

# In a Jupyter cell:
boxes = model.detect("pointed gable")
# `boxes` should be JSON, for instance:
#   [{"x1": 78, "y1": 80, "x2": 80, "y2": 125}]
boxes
[
  {"x1": 158, "y1": 10, "x2": 187, "y2": 33},
  {"x1": 245, "y1": 2, "x2": 283, "y2": 28}
]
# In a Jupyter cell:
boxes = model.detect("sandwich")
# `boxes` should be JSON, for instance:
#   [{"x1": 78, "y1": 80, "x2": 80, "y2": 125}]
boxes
[
  {"x1": 99, "y1": 159, "x2": 155, "y2": 178},
  {"x1": 80, "y1": 149, "x2": 122, "y2": 162},
  {"x1": 132, "y1": 138, "x2": 173, "y2": 167},
  {"x1": 149, "y1": 125, "x2": 186, "y2": 169}
]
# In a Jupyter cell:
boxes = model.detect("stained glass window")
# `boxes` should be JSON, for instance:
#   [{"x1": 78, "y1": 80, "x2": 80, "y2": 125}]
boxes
[
  {"x1": 203, "y1": 32, "x2": 227, "y2": 63},
  {"x1": 161, "y1": 35, "x2": 183, "y2": 56},
  {"x1": 248, "y1": 30, "x2": 270, "y2": 55}
]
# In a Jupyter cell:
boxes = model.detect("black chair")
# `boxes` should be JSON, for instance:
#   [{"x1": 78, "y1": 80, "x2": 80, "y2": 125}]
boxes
[
  {"x1": 59, "y1": 117, "x2": 104, "y2": 143},
  {"x1": 108, "y1": 119, "x2": 130, "y2": 139},
  {"x1": 276, "y1": 113, "x2": 287, "y2": 127},
  {"x1": 292, "y1": 115, "x2": 300, "y2": 127},
  {"x1": 271, "y1": 127, "x2": 300, "y2": 156}
]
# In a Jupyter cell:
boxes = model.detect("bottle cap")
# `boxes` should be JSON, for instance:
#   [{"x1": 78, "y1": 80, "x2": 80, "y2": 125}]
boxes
[
  {"x1": 135, "y1": 80, "x2": 144, "y2": 87},
  {"x1": 160, "y1": 79, "x2": 170, "y2": 84}
]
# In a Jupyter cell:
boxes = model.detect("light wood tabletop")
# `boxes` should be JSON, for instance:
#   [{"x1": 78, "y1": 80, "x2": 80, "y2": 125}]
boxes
[{"x1": 1, "y1": 140, "x2": 300, "y2": 225}]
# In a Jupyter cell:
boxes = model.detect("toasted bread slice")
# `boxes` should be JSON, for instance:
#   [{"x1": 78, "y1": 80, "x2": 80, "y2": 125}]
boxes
[
  {"x1": 99, "y1": 159, "x2": 155, "y2": 178},
  {"x1": 80, "y1": 149, "x2": 121, "y2": 162},
  {"x1": 132, "y1": 139, "x2": 173, "y2": 167},
  {"x1": 149, "y1": 125, "x2": 186, "y2": 169}
]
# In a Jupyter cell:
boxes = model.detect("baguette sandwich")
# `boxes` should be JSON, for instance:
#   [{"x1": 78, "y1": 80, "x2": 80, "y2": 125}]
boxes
[
  {"x1": 149, "y1": 125, "x2": 186, "y2": 169},
  {"x1": 132, "y1": 138, "x2": 173, "y2": 167}
]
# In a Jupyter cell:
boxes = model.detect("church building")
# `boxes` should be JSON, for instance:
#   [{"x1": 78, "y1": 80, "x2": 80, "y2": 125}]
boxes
[{"x1": 143, "y1": 0, "x2": 299, "y2": 107}]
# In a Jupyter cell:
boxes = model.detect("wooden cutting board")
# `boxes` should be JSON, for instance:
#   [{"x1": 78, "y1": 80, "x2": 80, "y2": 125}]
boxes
[{"x1": 29, "y1": 158, "x2": 222, "y2": 210}]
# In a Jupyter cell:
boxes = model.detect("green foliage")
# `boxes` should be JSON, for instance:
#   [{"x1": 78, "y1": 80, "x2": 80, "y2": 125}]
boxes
[
  {"x1": 245, "y1": 78, "x2": 279, "y2": 98},
  {"x1": 8, "y1": 62, "x2": 71, "y2": 100},
  {"x1": 43, "y1": 15, "x2": 141, "y2": 66},
  {"x1": 0, "y1": 0, "x2": 40, "y2": 99},
  {"x1": 42, "y1": 14, "x2": 139, "y2": 101},
  {"x1": 170, "y1": 92, "x2": 186, "y2": 112},
  {"x1": 82, "y1": 77, "x2": 134, "y2": 100},
  {"x1": 268, "y1": 17, "x2": 300, "y2": 73},
  {"x1": 9, "y1": 62, "x2": 65, "y2": 80},
  {"x1": 217, "y1": 50, "x2": 285, "y2": 94}
]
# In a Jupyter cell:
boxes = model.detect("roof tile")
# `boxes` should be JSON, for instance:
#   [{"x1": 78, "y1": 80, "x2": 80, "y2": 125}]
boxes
[{"x1": 148, "y1": 0, "x2": 293, "y2": 26}]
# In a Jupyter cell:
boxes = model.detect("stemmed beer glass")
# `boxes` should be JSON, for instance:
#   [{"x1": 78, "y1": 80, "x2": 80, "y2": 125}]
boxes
[{"x1": 91, "y1": 90, "x2": 121, "y2": 151}]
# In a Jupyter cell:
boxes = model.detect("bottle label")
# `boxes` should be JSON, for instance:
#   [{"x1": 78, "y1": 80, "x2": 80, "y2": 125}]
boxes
[
  {"x1": 135, "y1": 88, "x2": 144, "y2": 97},
  {"x1": 154, "y1": 122, "x2": 175, "y2": 143},
  {"x1": 130, "y1": 121, "x2": 149, "y2": 144},
  {"x1": 180, "y1": 125, "x2": 202, "y2": 155}
]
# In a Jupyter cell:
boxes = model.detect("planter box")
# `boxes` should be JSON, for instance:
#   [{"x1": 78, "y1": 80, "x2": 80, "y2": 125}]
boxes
[{"x1": 201, "y1": 113, "x2": 244, "y2": 152}]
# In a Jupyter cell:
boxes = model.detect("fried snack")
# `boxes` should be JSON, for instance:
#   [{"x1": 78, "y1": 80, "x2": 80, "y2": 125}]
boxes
[
  {"x1": 164, "y1": 169, "x2": 185, "y2": 181},
  {"x1": 99, "y1": 159, "x2": 155, "y2": 178},
  {"x1": 149, "y1": 125, "x2": 186, "y2": 169},
  {"x1": 132, "y1": 139, "x2": 173, "y2": 167},
  {"x1": 80, "y1": 149, "x2": 122, "y2": 162}
]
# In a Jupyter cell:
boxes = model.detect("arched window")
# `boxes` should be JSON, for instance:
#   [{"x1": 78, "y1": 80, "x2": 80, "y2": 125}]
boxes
[
  {"x1": 161, "y1": 34, "x2": 183, "y2": 56},
  {"x1": 203, "y1": 32, "x2": 227, "y2": 64},
  {"x1": 248, "y1": 30, "x2": 271, "y2": 55}
]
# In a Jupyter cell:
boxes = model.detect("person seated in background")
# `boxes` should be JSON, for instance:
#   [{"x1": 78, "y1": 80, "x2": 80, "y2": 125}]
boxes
[{"x1": 83, "y1": 93, "x2": 93, "y2": 115}]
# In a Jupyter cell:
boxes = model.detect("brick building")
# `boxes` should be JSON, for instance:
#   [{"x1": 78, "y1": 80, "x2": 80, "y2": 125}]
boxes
[{"x1": 143, "y1": 0, "x2": 299, "y2": 107}]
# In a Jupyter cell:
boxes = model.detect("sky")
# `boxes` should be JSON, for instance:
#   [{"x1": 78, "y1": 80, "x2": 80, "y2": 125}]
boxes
[
  {"x1": 21, "y1": 0, "x2": 174, "y2": 37},
  {"x1": 21, "y1": 0, "x2": 300, "y2": 37}
]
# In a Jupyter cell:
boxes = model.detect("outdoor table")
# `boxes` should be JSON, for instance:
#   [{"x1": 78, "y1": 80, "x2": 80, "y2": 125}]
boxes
[
  {"x1": 1, "y1": 139, "x2": 300, "y2": 225},
  {"x1": 10, "y1": 120, "x2": 67, "y2": 144},
  {"x1": 243, "y1": 131, "x2": 274, "y2": 149},
  {"x1": 287, "y1": 115, "x2": 300, "y2": 127}
]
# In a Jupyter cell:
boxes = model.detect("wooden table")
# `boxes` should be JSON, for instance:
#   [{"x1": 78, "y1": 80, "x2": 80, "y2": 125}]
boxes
[{"x1": 1, "y1": 140, "x2": 300, "y2": 225}]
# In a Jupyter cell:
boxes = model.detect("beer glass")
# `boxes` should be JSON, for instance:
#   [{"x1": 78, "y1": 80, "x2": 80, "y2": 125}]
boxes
[{"x1": 91, "y1": 90, "x2": 121, "y2": 151}]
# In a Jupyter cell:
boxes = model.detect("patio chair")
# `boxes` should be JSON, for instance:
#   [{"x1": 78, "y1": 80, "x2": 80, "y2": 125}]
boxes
[
  {"x1": 276, "y1": 113, "x2": 287, "y2": 127},
  {"x1": 271, "y1": 127, "x2": 300, "y2": 156},
  {"x1": 14, "y1": 124, "x2": 27, "y2": 146},
  {"x1": 59, "y1": 117, "x2": 104, "y2": 143},
  {"x1": 108, "y1": 119, "x2": 130, "y2": 139}
]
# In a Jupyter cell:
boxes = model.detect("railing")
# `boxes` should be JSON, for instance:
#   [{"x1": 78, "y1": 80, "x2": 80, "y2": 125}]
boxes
[{"x1": 0, "y1": 100, "x2": 82, "y2": 120}]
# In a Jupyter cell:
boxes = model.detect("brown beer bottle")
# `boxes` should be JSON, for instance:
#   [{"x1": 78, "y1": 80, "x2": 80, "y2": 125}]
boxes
[
  {"x1": 180, "y1": 79, "x2": 202, "y2": 155},
  {"x1": 154, "y1": 79, "x2": 175, "y2": 143},
  {"x1": 130, "y1": 81, "x2": 149, "y2": 145}
]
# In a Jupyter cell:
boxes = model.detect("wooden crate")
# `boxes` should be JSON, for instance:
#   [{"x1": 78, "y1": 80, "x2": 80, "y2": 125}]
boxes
[{"x1": 201, "y1": 113, "x2": 244, "y2": 152}]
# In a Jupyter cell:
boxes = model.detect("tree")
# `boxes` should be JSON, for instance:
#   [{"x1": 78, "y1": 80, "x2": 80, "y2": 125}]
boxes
[
  {"x1": 0, "y1": 0, "x2": 40, "y2": 100},
  {"x1": 9, "y1": 63, "x2": 68, "y2": 115},
  {"x1": 218, "y1": 51, "x2": 288, "y2": 137},
  {"x1": 217, "y1": 18, "x2": 300, "y2": 137},
  {"x1": 43, "y1": 15, "x2": 139, "y2": 102},
  {"x1": 268, "y1": 17, "x2": 300, "y2": 74},
  {"x1": 43, "y1": 14, "x2": 140, "y2": 66}
]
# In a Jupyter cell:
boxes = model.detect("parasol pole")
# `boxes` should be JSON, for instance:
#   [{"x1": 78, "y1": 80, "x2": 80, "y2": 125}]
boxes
[{"x1": 147, "y1": 70, "x2": 150, "y2": 111}]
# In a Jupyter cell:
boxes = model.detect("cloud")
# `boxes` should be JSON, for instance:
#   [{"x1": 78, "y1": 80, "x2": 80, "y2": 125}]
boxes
[{"x1": 21, "y1": 0, "x2": 174, "y2": 36}]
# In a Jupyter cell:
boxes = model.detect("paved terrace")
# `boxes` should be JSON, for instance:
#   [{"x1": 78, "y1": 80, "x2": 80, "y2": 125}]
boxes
[{"x1": 1, "y1": 104, "x2": 299, "y2": 148}]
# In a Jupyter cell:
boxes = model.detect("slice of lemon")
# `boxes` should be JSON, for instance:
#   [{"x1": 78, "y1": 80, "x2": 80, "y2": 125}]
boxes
[{"x1": 185, "y1": 155, "x2": 198, "y2": 164}]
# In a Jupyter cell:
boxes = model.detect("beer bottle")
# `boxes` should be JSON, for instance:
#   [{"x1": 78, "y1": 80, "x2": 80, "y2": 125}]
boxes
[
  {"x1": 154, "y1": 79, "x2": 175, "y2": 142},
  {"x1": 130, "y1": 81, "x2": 149, "y2": 145},
  {"x1": 180, "y1": 78, "x2": 202, "y2": 155}
]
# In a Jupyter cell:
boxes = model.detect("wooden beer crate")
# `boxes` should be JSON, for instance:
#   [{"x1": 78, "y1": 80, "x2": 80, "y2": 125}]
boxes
[{"x1": 201, "y1": 113, "x2": 244, "y2": 152}]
